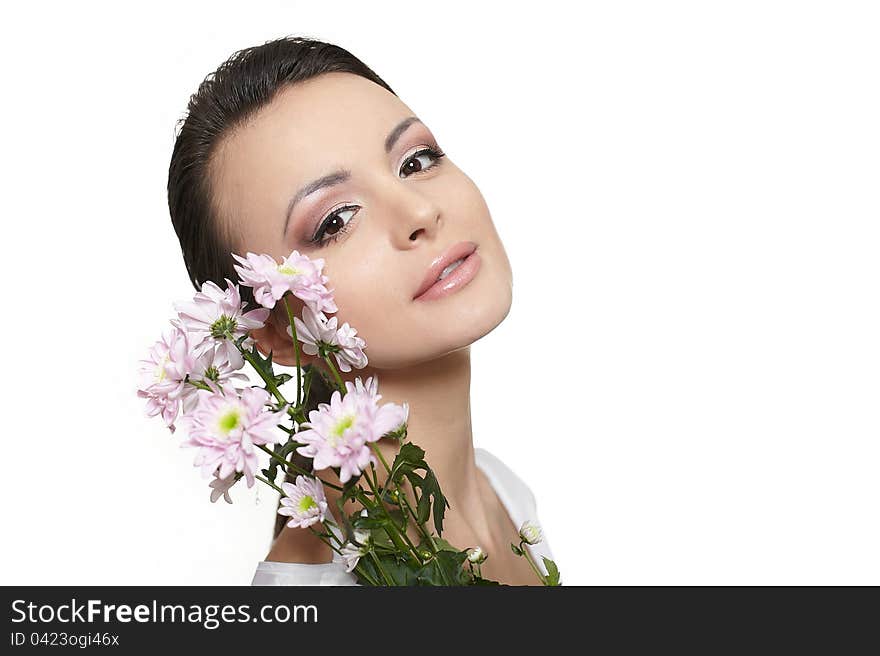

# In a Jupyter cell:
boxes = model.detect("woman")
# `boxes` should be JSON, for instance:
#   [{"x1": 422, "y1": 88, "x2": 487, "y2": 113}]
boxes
[{"x1": 167, "y1": 36, "x2": 556, "y2": 585}]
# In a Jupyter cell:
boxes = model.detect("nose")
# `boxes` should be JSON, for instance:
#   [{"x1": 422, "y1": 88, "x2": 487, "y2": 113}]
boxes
[{"x1": 380, "y1": 178, "x2": 442, "y2": 248}]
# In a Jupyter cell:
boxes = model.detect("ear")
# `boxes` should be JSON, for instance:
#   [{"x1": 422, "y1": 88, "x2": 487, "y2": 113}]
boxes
[{"x1": 249, "y1": 305, "x2": 319, "y2": 368}]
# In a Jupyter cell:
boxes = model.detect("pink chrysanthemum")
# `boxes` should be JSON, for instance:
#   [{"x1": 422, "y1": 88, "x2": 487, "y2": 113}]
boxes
[
  {"x1": 178, "y1": 342, "x2": 251, "y2": 415},
  {"x1": 278, "y1": 475, "x2": 328, "y2": 529},
  {"x1": 289, "y1": 304, "x2": 368, "y2": 372},
  {"x1": 173, "y1": 278, "x2": 269, "y2": 370},
  {"x1": 181, "y1": 386, "x2": 287, "y2": 488},
  {"x1": 343, "y1": 376, "x2": 409, "y2": 431},
  {"x1": 295, "y1": 375, "x2": 408, "y2": 483},
  {"x1": 137, "y1": 325, "x2": 198, "y2": 433},
  {"x1": 232, "y1": 250, "x2": 338, "y2": 314}
]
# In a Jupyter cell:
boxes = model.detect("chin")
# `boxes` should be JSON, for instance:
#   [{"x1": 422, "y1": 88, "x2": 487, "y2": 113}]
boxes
[
  {"x1": 365, "y1": 294, "x2": 511, "y2": 369},
  {"x1": 447, "y1": 278, "x2": 513, "y2": 345},
  {"x1": 360, "y1": 266, "x2": 513, "y2": 369}
]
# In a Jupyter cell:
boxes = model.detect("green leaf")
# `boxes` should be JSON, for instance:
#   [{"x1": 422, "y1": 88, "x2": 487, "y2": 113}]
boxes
[
  {"x1": 416, "y1": 550, "x2": 469, "y2": 586},
  {"x1": 341, "y1": 476, "x2": 362, "y2": 504},
  {"x1": 471, "y1": 576, "x2": 503, "y2": 586},
  {"x1": 542, "y1": 557, "x2": 561, "y2": 586},
  {"x1": 242, "y1": 340, "x2": 276, "y2": 384},
  {"x1": 382, "y1": 554, "x2": 421, "y2": 586},
  {"x1": 430, "y1": 537, "x2": 461, "y2": 553},
  {"x1": 262, "y1": 437, "x2": 303, "y2": 482},
  {"x1": 388, "y1": 443, "x2": 427, "y2": 483},
  {"x1": 300, "y1": 363, "x2": 335, "y2": 414},
  {"x1": 355, "y1": 552, "x2": 420, "y2": 586},
  {"x1": 352, "y1": 555, "x2": 382, "y2": 586},
  {"x1": 428, "y1": 472, "x2": 449, "y2": 535},
  {"x1": 273, "y1": 372, "x2": 293, "y2": 387},
  {"x1": 389, "y1": 443, "x2": 449, "y2": 535},
  {"x1": 351, "y1": 514, "x2": 389, "y2": 530},
  {"x1": 416, "y1": 482, "x2": 431, "y2": 524}
]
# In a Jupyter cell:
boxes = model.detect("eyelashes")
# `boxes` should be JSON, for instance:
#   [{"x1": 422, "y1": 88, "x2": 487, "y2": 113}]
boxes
[
  {"x1": 398, "y1": 146, "x2": 446, "y2": 179},
  {"x1": 307, "y1": 146, "x2": 446, "y2": 248},
  {"x1": 309, "y1": 205, "x2": 359, "y2": 249}
]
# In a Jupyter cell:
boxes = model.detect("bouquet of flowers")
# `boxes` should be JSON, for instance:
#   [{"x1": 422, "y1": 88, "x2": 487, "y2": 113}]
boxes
[{"x1": 137, "y1": 249, "x2": 561, "y2": 586}]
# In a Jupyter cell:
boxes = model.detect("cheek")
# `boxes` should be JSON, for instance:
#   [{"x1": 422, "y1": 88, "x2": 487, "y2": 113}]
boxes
[{"x1": 322, "y1": 258, "x2": 398, "y2": 346}]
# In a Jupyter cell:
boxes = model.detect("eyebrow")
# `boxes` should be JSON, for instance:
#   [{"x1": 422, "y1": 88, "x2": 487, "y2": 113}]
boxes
[{"x1": 282, "y1": 116, "x2": 424, "y2": 237}]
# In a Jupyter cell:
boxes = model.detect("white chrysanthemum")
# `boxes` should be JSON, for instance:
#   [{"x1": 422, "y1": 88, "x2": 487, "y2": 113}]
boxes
[
  {"x1": 340, "y1": 542, "x2": 366, "y2": 573},
  {"x1": 467, "y1": 546, "x2": 487, "y2": 564},
  {"x1": 519, "y1": 520, "x2": 544, "y2": 546}
]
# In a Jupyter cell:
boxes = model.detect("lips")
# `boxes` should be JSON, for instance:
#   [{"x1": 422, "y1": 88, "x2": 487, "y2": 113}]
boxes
[{"x1": 413, "y1": 240, "x2": 479, "y2": 300}]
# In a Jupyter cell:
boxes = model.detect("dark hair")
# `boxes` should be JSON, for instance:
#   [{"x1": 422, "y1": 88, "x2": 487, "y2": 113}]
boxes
[
  {"x1": 166, "y1": 35, "x2": 396, "y2": 542},
  {"x1": 167, "y1": 34, "x2": 396, "y2": 311}
]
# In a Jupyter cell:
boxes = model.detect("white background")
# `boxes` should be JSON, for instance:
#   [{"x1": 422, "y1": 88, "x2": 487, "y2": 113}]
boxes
[{"x1": 1, "y1": 1, "x2": 877, "y2": 585}]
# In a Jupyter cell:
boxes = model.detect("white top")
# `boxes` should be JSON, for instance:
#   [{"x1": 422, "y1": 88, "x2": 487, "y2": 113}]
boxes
[{"x1": 251, "y1": 447, "x2": 556, "y2": 586}]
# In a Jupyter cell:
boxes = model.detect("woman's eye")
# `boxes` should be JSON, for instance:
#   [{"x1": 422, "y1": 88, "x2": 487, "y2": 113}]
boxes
[
  {"x1": 310, "y1": 205, "x2": 359, "y2": 247},
  {"x1": 399, "y1": 147, "x2": 446, "y2": 178}
]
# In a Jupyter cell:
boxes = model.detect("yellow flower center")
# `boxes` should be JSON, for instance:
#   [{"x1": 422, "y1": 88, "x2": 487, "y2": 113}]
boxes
[
  {"x1": 217, "y1": 409, "x2": 241, "y2": 436},
  {"x1": 277, "y1": 264, "x2": 301, "y2": 276},
  {"x1": 298, "y1": 495, "x2": 317, "y2": 513},
  {"x1": 155, "y1": 353, "x2": 170, "y2": 383},
  {"x1": 327, "y1": 414, "x2": 355, "y2": 448}
]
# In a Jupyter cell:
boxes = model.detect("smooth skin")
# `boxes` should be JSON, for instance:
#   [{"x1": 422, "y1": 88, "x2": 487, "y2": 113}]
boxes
[{"x1": 209, "y1": 72, "x2": 539, "y2": 585}]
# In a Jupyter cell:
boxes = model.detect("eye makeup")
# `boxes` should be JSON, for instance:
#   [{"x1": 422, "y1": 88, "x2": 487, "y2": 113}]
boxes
[{"x1": 304, "y1": 144, "x2": 446, "y2": 249}]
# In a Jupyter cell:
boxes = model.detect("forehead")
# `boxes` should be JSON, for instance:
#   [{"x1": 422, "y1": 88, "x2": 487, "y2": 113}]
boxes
[
  {"x1": 219, "y1": 72, "x2": 408, "y2": 175},
  {"x1": 210, "y1": 72, "x2": 410, "y2": 246}
]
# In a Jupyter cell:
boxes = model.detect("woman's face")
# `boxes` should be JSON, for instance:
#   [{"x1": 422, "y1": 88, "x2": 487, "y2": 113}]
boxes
[{"x1": 210, "y1": 72, "x2": 512, "y2": 369}]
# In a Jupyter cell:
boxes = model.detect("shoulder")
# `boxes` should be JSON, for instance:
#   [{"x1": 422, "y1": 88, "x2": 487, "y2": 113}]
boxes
[
  {"x1": 265, "y1": 523, "x2": 333, "y2": 564},
  {"x1": 474, "y1": 447, "x2": 539, "y2": 515}
]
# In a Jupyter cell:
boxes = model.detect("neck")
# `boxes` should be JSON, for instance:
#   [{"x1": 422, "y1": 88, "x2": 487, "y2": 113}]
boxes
[{"x1": 337, "y1": 347, "x2": 492, "y2": 540}]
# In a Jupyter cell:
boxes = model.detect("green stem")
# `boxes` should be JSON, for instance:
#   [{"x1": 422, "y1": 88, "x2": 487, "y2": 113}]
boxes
[
  {"x1": 255, "y1": 444, "x2": 343, "y2": 492},
  {"x1": 364, "y1": 465, "x2": 422, "y2": 563},
  {"x1": 240, "y1": 348, "x2": 299, "y2": 422},
  {"x1": 320, "y1": 517, "x2": 346, "y2": 547},
  {"x1": 369, "y1": 442, "x2": 392, "y2": 475},
  {"x1": 308, "y1": 528, "x2": 344, "y2": 555},
  {"x1": 281, "y1": 296, "x2": 303, "y2": 408},
  {"x1": 397, "y1": 489, "x2": 437, "y2": 551},
  {"x1": 352, "y1": 562, "x2": 381, "y2": 587},
  {"x1": 369, "y1": 550, "x2": 395, "y2": 586},
  {"x1": 357, "y1": 484, "x2": 415, "y2": 562},
  {"x1": 396, "y1": 492, "x2": 452, "y2": 586},
  {"x1": 367, "y1": 443, "x2": 440, "y2": 553},
  {"x1": 255, "y1": 474, "x2": 284, "y2": 495},
  {"x1": 240, "y1": 349, "x2": 286, "y2": 404},
  {"x1": 366, "y1": 442, "x2": 437, "y2": 563},
  {"x1": 397, "y1": 486, "x2": 451, "y2": 585},
  {"x1": 309, "y1": 525, "x2": 383, "y2": 585},
  {"x1": 517, "y1": 540, "x2": 548, "y2": 585},
  {"x1": 321, "y1": 352, "x2": 346, "y2": 393},
  {"x1": 184, "y1": 377, "x2": 213, "y2": 392}
]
